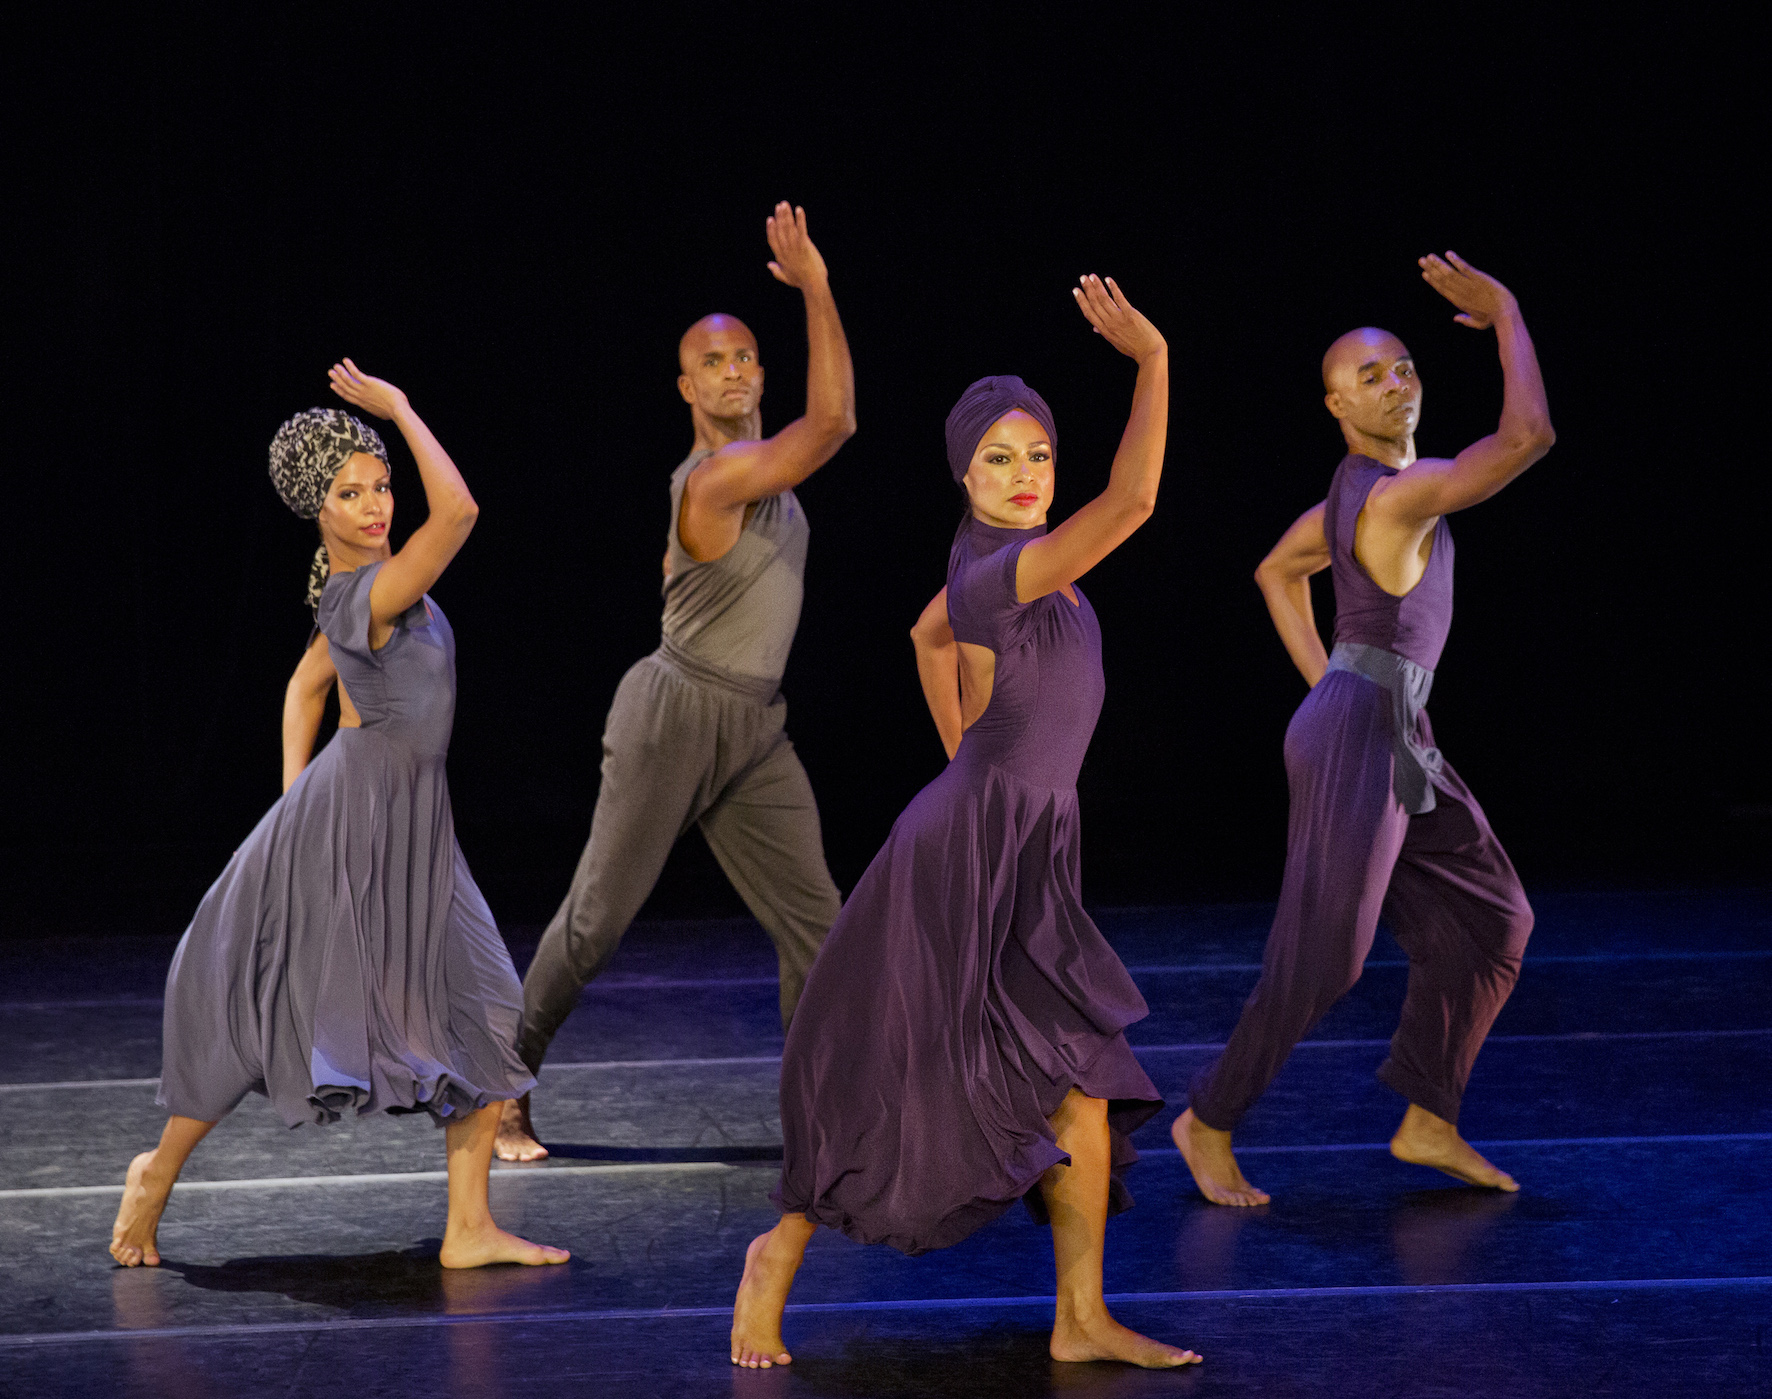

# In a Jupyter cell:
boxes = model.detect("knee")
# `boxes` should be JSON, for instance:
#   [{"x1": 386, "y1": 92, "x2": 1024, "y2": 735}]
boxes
[{"x1": 1495, "y1": 892, "x2": 1534, "y2": 961}]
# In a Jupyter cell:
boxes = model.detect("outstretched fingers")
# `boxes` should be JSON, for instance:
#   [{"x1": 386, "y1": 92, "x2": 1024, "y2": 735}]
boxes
[
  {"x1": 1418, "y1": 252, "x2": 1464, "y2": 294},
  {"x1": 328, "y1": 358, "x2": 373, "y2": 406},
  {"x1": 1072, "y1": 273, "x2": 1114, "y2": 333},
  {"x1": 765, "y1": 200, "x2": 814, "y2": 285}
]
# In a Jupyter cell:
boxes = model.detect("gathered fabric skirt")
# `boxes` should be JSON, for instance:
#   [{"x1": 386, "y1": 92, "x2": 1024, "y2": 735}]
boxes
[
  {"x1": 158, "y1": 726, "x2": 535, "y2": 1128},
  {"x1": 774, "y1": 755, "x2": 1161, "y2": 1256}
]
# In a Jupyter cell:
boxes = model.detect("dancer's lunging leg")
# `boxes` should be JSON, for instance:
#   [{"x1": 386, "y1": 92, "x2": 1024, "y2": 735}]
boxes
[
  {"x1": 440, "y1": 1103, "x2": 570, "y2": 1268},
  {"x1": 1044, "y1": 1091, "x2": 1200, "y2": 1367},
  {"x1": 732, "y1": 1092, "x2": 1200, "y2": 1370},
  {"x1": 110, "y1": 1116, "x2": 214, "y2": 1267}
]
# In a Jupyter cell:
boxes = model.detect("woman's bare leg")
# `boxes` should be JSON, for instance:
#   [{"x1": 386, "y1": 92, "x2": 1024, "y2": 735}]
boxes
[
  {"x1": 731, "y1": 1211, "x2": 816, "y2": 1368},
  {"x1": 1044, "y1": 1090, "x2": 1201, "y2": 1368},
  {"x1": 438, "y1": 1101, "x2": 570, "y2": 1269},
  {"x1": 111, "y1": 1115, "x2": 215, "y2": 1266}
]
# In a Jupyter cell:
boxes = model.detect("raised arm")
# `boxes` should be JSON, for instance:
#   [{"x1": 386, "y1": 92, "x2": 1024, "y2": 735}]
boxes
[
  {"x1": 1368, "y1": 254, "x2": 1555, "y2": 525},
  {"x1": 282, "y1": 635, "x2": 336, "y2": 791},
  {"x1": 910, "y1": 588, "x2": 963, "y2": 761},
  {"x1": 327, "y1": 359, "x2": 479, "y2": 648},
  {"x1": 1014, "y1": 277, "x2": 1168, "y2": 603},
  {"x1": 1255, "y1": 502, "x2": 1332, "y2": 687},
  {"x1": 687, "y1": 204, "x2": 856, "y2": 515}
]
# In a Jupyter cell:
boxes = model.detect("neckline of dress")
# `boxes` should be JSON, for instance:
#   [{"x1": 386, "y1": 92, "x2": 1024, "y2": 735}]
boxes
[{"x1": 967, "y1": 515, "x2": 1049, "y2": 544}]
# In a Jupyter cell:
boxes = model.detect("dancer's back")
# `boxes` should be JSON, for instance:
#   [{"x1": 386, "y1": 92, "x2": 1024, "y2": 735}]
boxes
[
  {"x1": 945, "y1": 516, "x2": 1103, "y2": 791},
  {"x1": 1324, "y1": 453, "x2": 1454, "y2": 670},
  {"x1": 320, "y1": 564, "x2": 455, "y2": 757}
]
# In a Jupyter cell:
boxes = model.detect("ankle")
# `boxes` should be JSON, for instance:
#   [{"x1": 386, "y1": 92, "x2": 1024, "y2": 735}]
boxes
[
  {"x1": 446, "y1": 1210, "x2": 494, "y2": 1238},
  {"x1": 1054, "y1": 1292, "x2": 1108, "y2": 1329},
  {"x1": 135, "y1": 1151, "x2": 177, "y2": 1190},
  {"x1": 1397, "y1": 1105, "x2": 1454, "y2": 1141},
  {"x1": 1188, "y1": 1113, "x2": 1230, "y2": 1144}
]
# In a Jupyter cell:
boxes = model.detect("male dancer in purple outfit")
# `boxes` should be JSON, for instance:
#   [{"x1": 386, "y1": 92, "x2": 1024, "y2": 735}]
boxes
[{"x1": 1175, "y1": 252, "x2": 1554, "y2": 1205}]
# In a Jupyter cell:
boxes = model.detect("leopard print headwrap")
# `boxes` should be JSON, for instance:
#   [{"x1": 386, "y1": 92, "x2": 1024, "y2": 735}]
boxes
[{"x1": 267, "y1": 408, "x2": 390, "y2": 613}]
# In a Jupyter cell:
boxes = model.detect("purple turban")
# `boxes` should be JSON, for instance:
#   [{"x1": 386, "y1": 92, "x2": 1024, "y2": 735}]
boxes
[{"x1": 944, "y1": 375, "x2": 1056, "y2": 482}]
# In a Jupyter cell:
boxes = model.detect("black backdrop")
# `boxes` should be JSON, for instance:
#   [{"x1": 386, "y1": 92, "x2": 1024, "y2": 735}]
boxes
[{"x1": 6, "y1": 15, "x2": 1762, "y2": 938}]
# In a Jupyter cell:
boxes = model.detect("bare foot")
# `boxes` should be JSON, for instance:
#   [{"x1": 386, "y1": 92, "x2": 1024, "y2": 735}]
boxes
[
  {"x1": 1390, "y1": 1105, "x2": 1518, "y2": 1192},
  {"x1": 110, "y1": 1151, "x2": 174, "y2": 1267},
  {"x1": 731, "y1": 1229, "x2": 801, "y2": 1368},
  {"x1": 1172, "y1": 1108, "x2": 1270, "y2": 1207},
  {"x1": 439, "y1": 1222, "x2": 570, "y2": 1269},
  {"x1": 1050, "y1": 1307, "x2": 1201, "y2": 1368},
  {"x1": 494, "y1": 1094, "x2": 548, "y2": 1163}
]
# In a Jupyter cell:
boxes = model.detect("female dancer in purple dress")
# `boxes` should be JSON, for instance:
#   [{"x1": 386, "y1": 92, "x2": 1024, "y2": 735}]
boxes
[
  {"x1": 730, "y1": 276, "x2": 1198, "y2": 1370},
  {"x1": 109, "y1": 360, "x2": 567, "y2": 1272}
]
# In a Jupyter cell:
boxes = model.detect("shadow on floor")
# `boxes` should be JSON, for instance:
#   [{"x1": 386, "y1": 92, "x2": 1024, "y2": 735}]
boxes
[
  {"x1": 787, "y1": 1321, "x2": 1205, "y2": 1399},
  {"x1": 145, "y1": 1244, "x2": 577, "y2": 1317}
]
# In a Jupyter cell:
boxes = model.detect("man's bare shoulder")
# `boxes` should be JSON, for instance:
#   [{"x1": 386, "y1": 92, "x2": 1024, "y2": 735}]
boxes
[
  {"x1": 1366, "y1": 457, "x2": 1455, "y2": 513},
  {"x1": 685, "y1": 438, "x2": 773, "y2": 507}
]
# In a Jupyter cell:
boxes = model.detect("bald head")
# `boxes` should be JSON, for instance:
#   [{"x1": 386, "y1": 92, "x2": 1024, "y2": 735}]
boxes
[
  {"x1": 677, "y1": 312, "x2": 765, "y2": 432},
  {"x1": 678, "y1": 313, "x2": 758, "y2": 373},
  {"x1": 1322, "y1": 326, "x2": 1410, "y2": 393}
]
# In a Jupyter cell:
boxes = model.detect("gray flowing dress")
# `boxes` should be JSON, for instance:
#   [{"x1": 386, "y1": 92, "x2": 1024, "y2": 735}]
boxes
[{"x1": 158, "y1": 562, "x2": 535, "y2": 1127}]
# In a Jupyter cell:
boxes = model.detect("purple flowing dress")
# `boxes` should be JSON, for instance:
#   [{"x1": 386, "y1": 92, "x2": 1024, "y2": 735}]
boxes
[
  {"x1": 774, "y1": 515, "x2": 1161, "y2": 1256},
  {"x1": 157, "y1": 561, "x2": 535, "y2": 1128}
]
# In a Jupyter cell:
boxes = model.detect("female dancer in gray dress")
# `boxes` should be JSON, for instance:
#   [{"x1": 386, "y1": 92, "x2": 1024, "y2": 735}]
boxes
[
  {"x1": 109, "y1": 360, "x2": 567, "y2": 1272},
  {"x1": 730, "y1": 276, "x2": 1197, "y2": 1370}
]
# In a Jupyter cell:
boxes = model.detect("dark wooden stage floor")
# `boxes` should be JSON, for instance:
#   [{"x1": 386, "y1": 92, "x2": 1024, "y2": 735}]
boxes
[{"x1": 2, "y1": 890, "x2": 1767, "y2": 1396}]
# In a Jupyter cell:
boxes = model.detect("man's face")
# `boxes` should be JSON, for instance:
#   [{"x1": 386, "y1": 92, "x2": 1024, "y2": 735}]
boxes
[
  {"x1": 1324, "y1": 333, "x2": 1421, "y2": 443},
  {"x1": 677, "y1": 320, "x2": 764, "y2": 422}
]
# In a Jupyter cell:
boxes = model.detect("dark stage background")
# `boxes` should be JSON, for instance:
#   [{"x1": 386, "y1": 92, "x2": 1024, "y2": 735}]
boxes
[{"x1": 5, "y1": 16, "x2": 1762, "y2": 938}]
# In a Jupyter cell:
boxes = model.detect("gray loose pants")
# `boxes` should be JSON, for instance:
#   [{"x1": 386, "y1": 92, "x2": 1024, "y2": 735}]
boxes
[{"x1": 518, "y1": 647, "x2": 841, "y2": 1072}]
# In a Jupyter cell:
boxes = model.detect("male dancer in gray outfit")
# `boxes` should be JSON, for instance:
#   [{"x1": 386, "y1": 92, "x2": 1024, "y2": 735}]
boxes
[{"x1": 498, "y1": 202, "x2": 855, "y2": 1160}]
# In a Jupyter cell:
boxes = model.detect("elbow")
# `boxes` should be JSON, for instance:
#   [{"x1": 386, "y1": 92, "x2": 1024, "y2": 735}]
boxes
[
  {"x1": 822, "y1": 410, "x2": 857, "y2": 446},
  {"x1": 449, "y1": 499, "x2": 481, "y2": 530},
  {"x1": 1504, "y1": 417, "x2": 1556, "y2": 459},
  {"x1": 1116, "y1": 492, "x2": 1157, "y2": 527}
]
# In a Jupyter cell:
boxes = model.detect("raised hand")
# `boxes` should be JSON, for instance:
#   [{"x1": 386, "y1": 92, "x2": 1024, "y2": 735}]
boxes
[
  {"x1": 765, "y1": 203, "x2": 829, "y2": 290},
  {"x1": 1072, "y1": 275, "x2": 1165, "y2": 363},
  {"x1": 328, "y1": 358, "x2": 410, "y2": 420},
  {"x1": 1419, "y1": 252, "x2": 1518, "y2": 331}
]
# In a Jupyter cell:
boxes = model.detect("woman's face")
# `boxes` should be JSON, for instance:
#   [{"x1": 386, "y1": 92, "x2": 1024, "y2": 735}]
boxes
[
  {"x1": 963, "y1": 410, "x2": 1053, "y2": 529},
  {"x1": 318, "y1": 452, "x2": 393, "y2": 560}
]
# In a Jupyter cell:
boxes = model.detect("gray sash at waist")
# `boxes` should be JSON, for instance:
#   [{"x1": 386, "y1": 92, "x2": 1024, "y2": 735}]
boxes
[
  {"x1": 655, "y1": 636, "x2": 781, "y2": 704},
  {"x1": 1325, "y1": 641, "x2": 1445, "y2": 815}
]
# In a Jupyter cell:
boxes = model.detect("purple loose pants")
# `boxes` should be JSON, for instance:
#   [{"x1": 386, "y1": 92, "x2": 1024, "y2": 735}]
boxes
[{"x1": 1189, "y1": 671, "x2": 1533, "y2": 1130}]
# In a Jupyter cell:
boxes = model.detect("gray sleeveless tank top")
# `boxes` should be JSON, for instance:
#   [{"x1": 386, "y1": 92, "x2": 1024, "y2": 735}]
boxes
[{"x1": 660, "y1": 448, "x2": 809, "y2": 684}]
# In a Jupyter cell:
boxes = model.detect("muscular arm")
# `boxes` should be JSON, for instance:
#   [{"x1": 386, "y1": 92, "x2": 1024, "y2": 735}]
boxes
[
  {"x1": 282, "y1": 636, "x2": 336, "y2": 791},
  {"x1": 327, "y1": 359, "x2": 479, "y2": 650},
  {"x1": 1369, "y1": 254, "x2": 1555, "y2": 526},
  {"x1": 685, "y1": 206, "x2": 856, "y2": 535},
  {"x1": 910, "y1": 588, "x2": 963, "y2": 761},
  {"x1": 1016, "y1": 277, "x2": 1168, "y2": 603},
  {"x1": 1255, "y1": 502, "x2": 1332, "y2": 687}
]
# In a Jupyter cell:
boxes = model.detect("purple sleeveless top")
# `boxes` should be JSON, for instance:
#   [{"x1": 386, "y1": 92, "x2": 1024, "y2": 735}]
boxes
[{"x1": 1324, "y1": 453, "x2": 1455, "y2": 671}]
